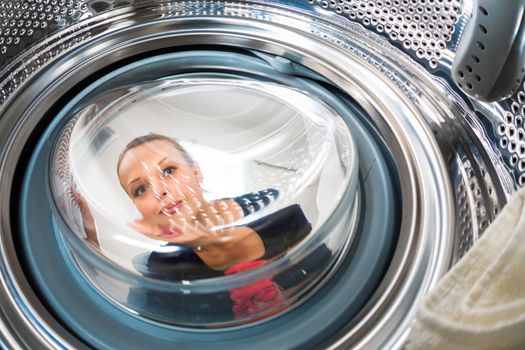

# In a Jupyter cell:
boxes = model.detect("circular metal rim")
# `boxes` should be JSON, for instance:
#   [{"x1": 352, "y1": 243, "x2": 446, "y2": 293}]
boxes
[
  {"x1": 46, "y1": 67, "x2": 364, "y2": 328},
  {"x1": 0, "y1": 3, "x2": 454, "y2": 349},
  {"x1": 20, "y1": 60, "x2": 398, "y2": 346}
]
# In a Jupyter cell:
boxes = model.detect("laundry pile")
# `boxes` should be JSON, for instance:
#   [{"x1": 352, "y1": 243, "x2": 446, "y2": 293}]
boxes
[{"x1": 406, "y1": 188, "x2": 525, "y2": 349}]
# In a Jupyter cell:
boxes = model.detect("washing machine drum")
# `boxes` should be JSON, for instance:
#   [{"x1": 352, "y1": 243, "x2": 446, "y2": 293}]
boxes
[{"x1": 0, "y1": 1, "x2": 515, "y2": 349}]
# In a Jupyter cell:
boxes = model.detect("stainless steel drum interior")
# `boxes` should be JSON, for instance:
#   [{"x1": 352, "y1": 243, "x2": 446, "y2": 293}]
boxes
[{"x1": 0, "y1": 0, "x2": 521, "y2": 349}]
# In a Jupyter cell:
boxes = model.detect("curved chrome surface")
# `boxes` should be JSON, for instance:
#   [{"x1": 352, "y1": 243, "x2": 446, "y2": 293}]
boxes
[{"x1": 0, "y1": 0, "x2": 520, "y2": 349}]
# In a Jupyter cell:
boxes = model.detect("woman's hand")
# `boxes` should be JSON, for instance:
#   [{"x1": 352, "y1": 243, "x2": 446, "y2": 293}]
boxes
[
  {"x1": 129, "y1": 218, "x2": 215, "y2": 249},
  {"x1": 129, "y1": 218, "x2": 265, "y2": 271},
  {"x1": 69, "y1": 188, "x2": 100, "y2": 248}
]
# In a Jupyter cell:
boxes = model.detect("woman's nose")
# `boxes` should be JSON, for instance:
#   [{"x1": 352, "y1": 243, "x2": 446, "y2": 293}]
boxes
[
  {"x1": 155, "y1": 190, "x2": 168, "y2": 200},
  {"x1": 151, "y1": 178, "x2": 170, "y2": 200},
  {"x1": 154, "y1": 188, "x2": 170, "y2": 201}
]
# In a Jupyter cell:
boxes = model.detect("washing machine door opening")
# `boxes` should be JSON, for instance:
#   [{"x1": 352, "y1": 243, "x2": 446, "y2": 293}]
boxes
[{"x1": 48, "y1": 68, "x2": 364, "y2": 327}]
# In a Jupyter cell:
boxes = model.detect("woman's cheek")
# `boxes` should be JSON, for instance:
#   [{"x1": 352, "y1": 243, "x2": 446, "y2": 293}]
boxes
[
  {"x1": 171, "y1": 175, "x2": 188, "y2": 195},
  {"x1": 134, "y1": 198, "x2": 154, "y2": 220}
]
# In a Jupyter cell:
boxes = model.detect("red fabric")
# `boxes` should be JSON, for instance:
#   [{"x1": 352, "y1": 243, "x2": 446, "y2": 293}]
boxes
[
  {"x1": 225, "y1": 260, "x2": 284, "y2": 320},
  {"x1": 224, "y1": 260, "x2": 267, "y2": 274}
]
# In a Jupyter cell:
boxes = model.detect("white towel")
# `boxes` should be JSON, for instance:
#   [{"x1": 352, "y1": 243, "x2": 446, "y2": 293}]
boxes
[{"x1": 405, "y1": 188, "x2": 525, "y2": 350}]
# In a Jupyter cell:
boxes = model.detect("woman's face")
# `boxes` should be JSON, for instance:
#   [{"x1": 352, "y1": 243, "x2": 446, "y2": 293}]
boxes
[{"x1": 118, "y1": 139, "x2": 205, "y2": 230}]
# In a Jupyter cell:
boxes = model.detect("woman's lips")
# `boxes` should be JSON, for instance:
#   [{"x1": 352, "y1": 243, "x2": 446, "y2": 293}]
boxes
[{"x1": 161, "y1": 201, "x2": 182, "y2": 216}]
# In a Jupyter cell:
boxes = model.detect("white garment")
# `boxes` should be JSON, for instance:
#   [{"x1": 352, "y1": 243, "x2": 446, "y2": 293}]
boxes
[{"x1": 406, "y1": 188, "x2": 525, "y2": 349}]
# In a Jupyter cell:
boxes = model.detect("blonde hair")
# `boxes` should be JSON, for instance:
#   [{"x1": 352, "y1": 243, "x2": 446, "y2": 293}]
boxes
[{"x1": 117, "y1": 133, "x2": 194, "y2": 175}]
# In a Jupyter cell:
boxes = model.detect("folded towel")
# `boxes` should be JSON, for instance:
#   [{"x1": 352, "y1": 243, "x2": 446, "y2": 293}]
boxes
[{"x1": 405, "y1": 188, "x2": 525, "y2": 349}]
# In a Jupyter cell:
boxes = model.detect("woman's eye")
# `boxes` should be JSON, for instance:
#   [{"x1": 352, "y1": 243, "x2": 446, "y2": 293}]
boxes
[
  {"x1": 163, "y1": 166, "x2": 176, "y2": 177},
  {"x1": 134, "y1": 185, "x2": 146, "y2": 197}
]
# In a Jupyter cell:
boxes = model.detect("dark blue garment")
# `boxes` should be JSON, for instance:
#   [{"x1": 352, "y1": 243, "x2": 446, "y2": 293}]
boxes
[{"x1": 233, "y1": 188, "x2": 279, "y2": 216}]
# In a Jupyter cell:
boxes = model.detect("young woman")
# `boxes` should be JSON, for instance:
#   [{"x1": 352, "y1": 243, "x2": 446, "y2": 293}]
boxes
[
  {"x1": 118, "y1": 133, "x2": 318, "y2": 321},
  {"x1": 117, "y1": 132, "x2": 318, "y2": 270},
  {"x1": 117, "y1": 133, "x2": 271, "y2": 271}
]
